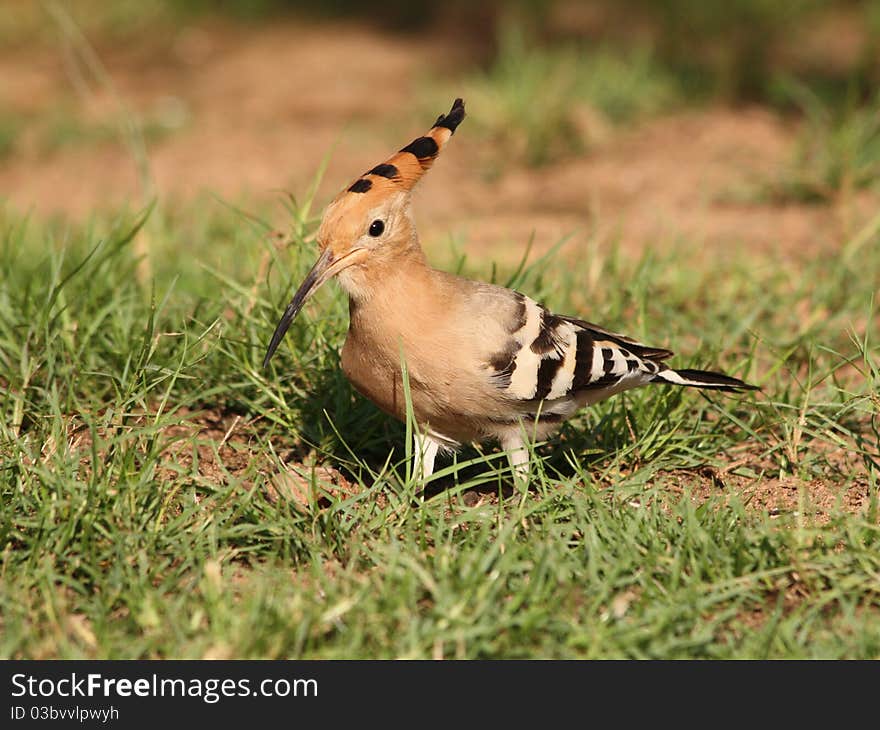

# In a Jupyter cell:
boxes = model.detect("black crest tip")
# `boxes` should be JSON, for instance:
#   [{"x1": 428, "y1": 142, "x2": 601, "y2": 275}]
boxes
[{"x1": 434, "y1": 97, "x2": 466, "y2": 133}]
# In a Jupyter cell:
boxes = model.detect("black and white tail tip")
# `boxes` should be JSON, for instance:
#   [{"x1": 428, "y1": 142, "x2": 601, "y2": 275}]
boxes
[{"x1": 652, "y1": 367, "x2": 758, "y2": 393}]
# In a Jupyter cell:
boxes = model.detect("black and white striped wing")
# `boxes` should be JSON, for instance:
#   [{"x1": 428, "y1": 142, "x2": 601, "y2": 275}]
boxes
[{"x1": 485, "y1": 294, "x2": 672, "y2": 414}]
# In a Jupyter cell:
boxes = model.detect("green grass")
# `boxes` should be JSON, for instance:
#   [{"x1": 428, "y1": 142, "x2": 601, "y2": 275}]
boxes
[
  {"x1": 760, "y1": 82, "x2": 880, "y2": 203},
  {"x1": 0, "y1": 186, "x2": 878, "y2": 659},
  {"x1": 625, "y1": 0, "x2": 828, "y2": 99}
]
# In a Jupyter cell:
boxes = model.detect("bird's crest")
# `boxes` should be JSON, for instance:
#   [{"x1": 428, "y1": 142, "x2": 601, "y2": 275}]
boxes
[{"x1": 340, "y1": 98, "x2": 465, "y2": 199}]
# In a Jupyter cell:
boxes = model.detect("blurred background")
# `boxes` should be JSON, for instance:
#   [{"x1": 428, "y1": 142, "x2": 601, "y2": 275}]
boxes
[{"x1": 3, "y1": 0, "x2": 880, "y2": 261}]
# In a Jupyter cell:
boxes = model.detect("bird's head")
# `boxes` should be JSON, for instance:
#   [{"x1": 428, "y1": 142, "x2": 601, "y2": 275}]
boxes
[{"x1": 263, "y1": 98, "x2": 465, "y2": 367}]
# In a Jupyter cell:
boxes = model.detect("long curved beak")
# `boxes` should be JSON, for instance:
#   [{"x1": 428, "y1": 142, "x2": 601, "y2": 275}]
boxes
[{"x1": 262, "y1": 247, "x2": 366, "y2": 367}]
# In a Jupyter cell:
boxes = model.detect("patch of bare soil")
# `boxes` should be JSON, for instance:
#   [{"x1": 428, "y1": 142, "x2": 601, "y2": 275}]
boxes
[
  {"x1": 20, "y1": 406, "x2": 355, "y2": 514},
  {"x1": 666, "y1": 467, "x2": 873, "y2": 523},
  {"x1": 158, "y1": 406, "x2": 357, "y2": 513},
  {"x1": 269, "y1": 462, "x2": 362, "y2": 511},
  {"x1": 666, "y1": 408, "x2": 877, "y2": 520},
  {"x1": 2, "y1": 17, "x2": 873, "y2": 264}
]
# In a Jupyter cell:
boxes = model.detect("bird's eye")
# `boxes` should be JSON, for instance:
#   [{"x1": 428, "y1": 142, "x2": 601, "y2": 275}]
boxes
[{"x1": 368, "y1": 220, "x2": 385, "y2": 237}]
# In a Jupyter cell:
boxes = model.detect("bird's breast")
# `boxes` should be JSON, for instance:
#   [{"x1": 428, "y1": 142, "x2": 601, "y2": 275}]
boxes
[
  {"x1": 340, "y1": 331, "x2": 404, "y2": 419},
  {"x1": 338, "y1": 297, "x2": 500, "y2": 443}
]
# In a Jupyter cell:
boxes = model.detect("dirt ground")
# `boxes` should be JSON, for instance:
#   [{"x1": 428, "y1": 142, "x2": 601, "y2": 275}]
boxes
[{"x1": 2, "y1": 16, "x2": 871, "y2": 263}]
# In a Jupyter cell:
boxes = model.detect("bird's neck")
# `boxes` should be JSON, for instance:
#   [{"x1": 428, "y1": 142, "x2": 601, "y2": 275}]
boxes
[
  {"x1": 343, "y1": 247, "x2": 448, "y2": 343},
  {"x1": 340, "y1": 245, "x2": 435, "y2": 307}
]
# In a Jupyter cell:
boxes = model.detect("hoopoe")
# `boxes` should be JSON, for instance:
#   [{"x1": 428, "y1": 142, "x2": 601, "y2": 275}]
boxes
[{"x1": 263, "y1": 98, "x2": 757, "y2": 479}]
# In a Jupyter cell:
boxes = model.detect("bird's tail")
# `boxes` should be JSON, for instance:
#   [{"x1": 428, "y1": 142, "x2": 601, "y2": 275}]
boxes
[{"x1": 652, "y1": 367, "x2": 758, "y2": 393}]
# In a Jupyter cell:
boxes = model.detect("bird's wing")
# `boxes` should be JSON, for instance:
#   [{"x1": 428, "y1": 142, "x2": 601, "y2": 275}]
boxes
[
  {"x1": 477, "y1": 291, "x2": 673, "y2": 415},
  {"x1": 556, "y1": 315, "x2": 673, "y2": 361}
]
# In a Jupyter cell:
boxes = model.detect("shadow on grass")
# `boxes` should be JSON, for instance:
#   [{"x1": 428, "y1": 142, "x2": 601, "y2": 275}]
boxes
[{"x1": 280, "y1": 361, "x2": 681, "y2": 499}]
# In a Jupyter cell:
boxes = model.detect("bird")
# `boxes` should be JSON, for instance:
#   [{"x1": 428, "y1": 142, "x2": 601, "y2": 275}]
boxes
[{"x1": 263, "y1": 98, "x2": 757, "y2": 480}]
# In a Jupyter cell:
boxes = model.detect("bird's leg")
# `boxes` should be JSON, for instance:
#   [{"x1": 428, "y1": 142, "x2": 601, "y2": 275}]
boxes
[
  {"x1": 413, "y1": 432, "x2": 441, "y2": 481},
  {"x1": 501, "y1": 433, "x2": 530, "y2": 482}
]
